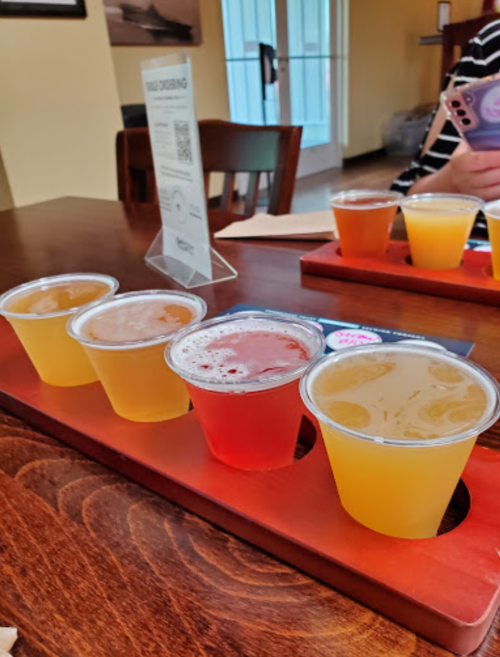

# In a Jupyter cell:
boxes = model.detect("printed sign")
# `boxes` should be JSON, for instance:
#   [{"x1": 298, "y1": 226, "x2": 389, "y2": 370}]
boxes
[
  {"x1": 141, "y1": 54, "x2": 212, "y2": 279},
  {"x1": 222, "y1": 304, "x2": 474, "y2": 357}
]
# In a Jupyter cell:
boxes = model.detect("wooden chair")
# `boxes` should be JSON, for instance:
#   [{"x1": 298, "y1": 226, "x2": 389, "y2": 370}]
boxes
[
  {"x1": 116, "y1": 127, "x2": 158, "y2": 205},
  {"x1": 198, "y1": 120, "x2": 302, "y2": 215},
  {"x1": 441, "y1": 13, "x2": 500, "y2": 85},
  {"x1": 116, "y1": 121, "x2": 303, "y2": 215}
]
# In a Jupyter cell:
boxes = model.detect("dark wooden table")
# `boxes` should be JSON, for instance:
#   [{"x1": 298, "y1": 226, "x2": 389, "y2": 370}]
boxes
[{"x1": 1, "y1": 197, "x2": 500, "y2": 657}]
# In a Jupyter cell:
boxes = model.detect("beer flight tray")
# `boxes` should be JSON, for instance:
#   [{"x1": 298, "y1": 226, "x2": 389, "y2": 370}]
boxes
[
  {"x1": 301, "y1": 239, "x2": 500, "y2": 306},
  {"x1": 1, "y1": 305, "x2": 500, "y2": 656}
]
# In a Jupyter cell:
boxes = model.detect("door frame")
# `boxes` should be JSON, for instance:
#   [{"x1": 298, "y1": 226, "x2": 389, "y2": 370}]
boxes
[{"x1": 274, "y1": 0, "x2": 347, "y2": 178}]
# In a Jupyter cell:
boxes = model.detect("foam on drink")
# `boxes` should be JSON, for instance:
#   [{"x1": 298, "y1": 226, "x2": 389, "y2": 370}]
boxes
[
  {"x1": 172, "y1": 318, "x2": 313, "y2": 384},
  {"x1": 82, "y1": 299, "x2": 196, "y2": 343},
  {"x1": 4, "y1": 280, "x2": 111, "y2": 315},
  {"x1": 71, "y1": 293, "x2": 203, "y2": 346},
  {"x1": 402, "y1": 197, "x2": 479, "y2": 215},
  {"x1": 310, "y1": 350, "x2": 492, "y2": 441},
  {"x1": 333, "y1": 195, "x2": 400, "y2": 209}
]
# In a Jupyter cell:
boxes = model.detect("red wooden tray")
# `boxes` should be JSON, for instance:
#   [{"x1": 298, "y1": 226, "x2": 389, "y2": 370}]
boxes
[
  {"x1": 300, "y1": 240, "x2": 500, "y2": 306},
  {"x1": 1, "y1": 317, "x2": 500, "y2": 655}
]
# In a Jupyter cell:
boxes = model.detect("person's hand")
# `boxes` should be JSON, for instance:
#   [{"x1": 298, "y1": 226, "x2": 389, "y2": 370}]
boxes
[
  {"x1": 448, "y1": 141, "x2": 500, "y2": 200},
  {"x1": 409, "y1": 140, "x2": 500, "y2": 200}
]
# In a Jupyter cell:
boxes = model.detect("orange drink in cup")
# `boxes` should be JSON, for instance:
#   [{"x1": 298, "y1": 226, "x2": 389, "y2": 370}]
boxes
[
  {"x1": 0, "y1": 273, "x2": 118, "y2": 386},
  {"x1": 166, "y1": 312, "x2": 325, "y2": 470},
  {"x1": 301, "y1": 344, "x2": 500, "y2": 539},
  {"x1": 401, "y1": 193, "x2": 481, "y2": 269},
  {"x1": 330, "y1": 190, "x2": 402, "y2": 258},
  {"x1": 482, "y1": 200, "x2": 500, "y2": 280},
  {"x1": 68, "y1": 290, "x2": 206, "y2": 422}
]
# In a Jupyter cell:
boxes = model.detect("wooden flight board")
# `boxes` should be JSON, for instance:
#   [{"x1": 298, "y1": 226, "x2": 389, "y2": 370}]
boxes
[
  {"x1": 1, "y1": 317, "x2": 500, "y2": 655},
  {"x1": 300, "y1": 240, "x2": 500, "y2": 306}
]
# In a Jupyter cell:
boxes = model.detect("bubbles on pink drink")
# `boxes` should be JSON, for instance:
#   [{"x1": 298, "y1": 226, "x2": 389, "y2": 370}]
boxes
[{"x1": 173, "y1": 319, "x2": 313, "y2": 383}]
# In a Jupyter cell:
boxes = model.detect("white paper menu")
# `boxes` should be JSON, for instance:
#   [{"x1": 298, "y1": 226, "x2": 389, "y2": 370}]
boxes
[{"x1": 141, "y1": 53, "x2": 212, "y2": 280}]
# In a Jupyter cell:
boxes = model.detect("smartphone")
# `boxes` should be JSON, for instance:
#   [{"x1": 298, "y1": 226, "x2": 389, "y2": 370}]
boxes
[{"x1": 441, "y1": 73, "x2": 500, "y2": 150}]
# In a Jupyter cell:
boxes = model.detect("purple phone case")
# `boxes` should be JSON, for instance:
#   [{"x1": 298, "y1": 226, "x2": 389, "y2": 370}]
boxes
[{"x1": 442, "y1": 74, "x2": 500, "y2": 150}]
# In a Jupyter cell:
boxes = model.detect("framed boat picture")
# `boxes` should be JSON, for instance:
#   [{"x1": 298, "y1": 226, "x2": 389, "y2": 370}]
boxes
[
  {"x1": 103, "y1": 0, "x2": 201, "y2": 46},
  {"x1": 0, "y1": 0, "x2": 85, "y2": 17}
]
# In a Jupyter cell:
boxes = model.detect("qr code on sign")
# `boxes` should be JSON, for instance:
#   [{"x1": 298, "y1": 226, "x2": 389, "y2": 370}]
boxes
[{"x1": 174, "y1": 121, "x2": 192, "y2": 163}]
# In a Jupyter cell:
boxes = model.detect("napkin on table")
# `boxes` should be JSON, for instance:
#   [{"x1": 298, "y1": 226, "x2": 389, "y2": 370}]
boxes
[
  {"x1": 0, "y1": 627, "x2": 18, "y2": 656},
  {"x1": 214, "y1": 210, "x2": 337, "y2": 241}
]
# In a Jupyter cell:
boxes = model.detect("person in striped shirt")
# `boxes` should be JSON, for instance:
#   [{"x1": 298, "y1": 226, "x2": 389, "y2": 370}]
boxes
[{"x1": 391, "y1": 19, "x2": 500, "y2": 204}]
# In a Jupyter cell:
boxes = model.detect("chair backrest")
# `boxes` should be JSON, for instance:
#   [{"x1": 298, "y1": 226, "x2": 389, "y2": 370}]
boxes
[
  {"x1": 116, "y1": 121, "x2": 303, "y2": 215},
  {"x1": 198, "y1": 120, "x2": 302, "y2": 215},
  {"x1": 441, "y1": 13, "x2": 500, "y2": 85},
  {"x1": 116, "y1": 127, "x2": 157, "y2": 204}
]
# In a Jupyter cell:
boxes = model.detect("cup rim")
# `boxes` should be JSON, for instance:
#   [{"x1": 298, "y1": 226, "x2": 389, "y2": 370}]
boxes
[
  {"x1": 400, "y1": 193, "x2": 482, "y2": 213},
  {"x1": 165, "y1": 311, "x2": 326, "y2": 393},
  {"x1": 330, "y1": 189, "x2": 403, "y2": 210},
  {"x1": 482, "y1": 199, "x2": 500, "y2": 220},
  {"x1": 0, "y1": 273, "x2": 119, "y2": 320},
  {"x1": 67, "y1": 289, "x2": 208, "y2": 350},
  {"x1": 299, "y1": 343, "x2": 500, "y2": 448}
]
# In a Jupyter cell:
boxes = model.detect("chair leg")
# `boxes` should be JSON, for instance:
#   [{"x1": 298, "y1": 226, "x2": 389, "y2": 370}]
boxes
[{"x1": 221, "y1": 173, "x2": 236, "y2": 212}]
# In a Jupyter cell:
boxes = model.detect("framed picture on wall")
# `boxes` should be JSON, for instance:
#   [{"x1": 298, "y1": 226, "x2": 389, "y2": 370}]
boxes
[
  {"x1": 103, "y1": 0, "x2": 201, "y2": 46},
  {"x1": 0, "y1": 0, "x2": 86, "y2": 17}
]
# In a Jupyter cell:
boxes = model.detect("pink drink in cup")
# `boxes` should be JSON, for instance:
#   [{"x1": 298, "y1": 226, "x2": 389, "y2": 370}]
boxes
[{"x1": 166, "y1": 312, "x2": 325, "y2": 470}]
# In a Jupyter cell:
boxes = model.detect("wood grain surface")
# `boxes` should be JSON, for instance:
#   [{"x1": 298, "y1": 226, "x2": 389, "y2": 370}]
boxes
[{"x1": 1, "y1": 198, "x2": 500, "y2": 657}]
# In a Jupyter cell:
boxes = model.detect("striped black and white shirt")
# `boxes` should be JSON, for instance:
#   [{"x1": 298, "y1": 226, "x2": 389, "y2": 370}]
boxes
[{"x1": 391, "y1": 19, "x2": 500, "y2": 197}]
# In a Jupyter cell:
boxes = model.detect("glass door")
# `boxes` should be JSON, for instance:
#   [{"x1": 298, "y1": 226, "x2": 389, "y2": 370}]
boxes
[{"x1": 221, "y1": 0, "x2": 345, "y2": 178}]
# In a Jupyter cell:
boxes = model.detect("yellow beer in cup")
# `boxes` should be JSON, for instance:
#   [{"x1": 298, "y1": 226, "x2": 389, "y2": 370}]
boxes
[
  {"x1": 482, "y1": 200, "x2": 500, "y2": 281},
  {"x1": 401, "y1": 193, "x2": 481, "y2": 269},
  {"x1": 0, "y1": 273, "x2": 119, "y2": 386},
  {"x1": 300, "y1": 344, "x2": 500, "y2": 539},
  {"x1": 67, "y1": 290, "x2": 207, "y2": 422}
]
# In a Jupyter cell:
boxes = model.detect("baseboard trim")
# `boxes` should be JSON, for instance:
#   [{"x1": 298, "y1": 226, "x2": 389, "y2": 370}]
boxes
[{"x1": 343, "y1": 149, "x2": 387, "y2": 168}]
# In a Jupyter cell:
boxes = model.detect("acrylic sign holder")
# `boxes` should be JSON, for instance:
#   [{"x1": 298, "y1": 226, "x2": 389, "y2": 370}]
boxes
[
  {"x1": 1, "y1": 317, "x2": 500, "y2": 655},
  {"x1": 300, "y1": 240, "x2": 500, "y2": 306},
  {"x1": 142, "y1": 53, "x2": 237, "y2": 290},
  {"x1": 145, "y1": 228, "x2": 237, "y2": 289}
]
